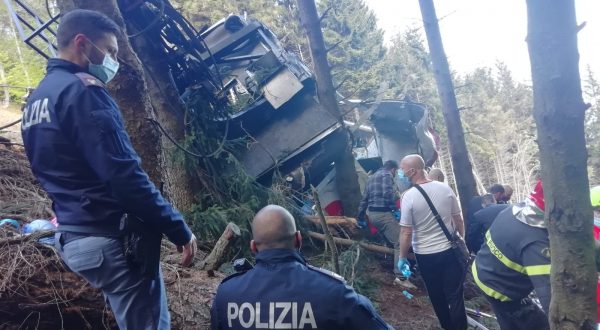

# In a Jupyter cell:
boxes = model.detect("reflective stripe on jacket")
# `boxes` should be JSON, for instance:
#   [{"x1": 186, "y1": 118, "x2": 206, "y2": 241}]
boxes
[{"x1": 472, "y1": 204, "x2": 551, "y2": 311}]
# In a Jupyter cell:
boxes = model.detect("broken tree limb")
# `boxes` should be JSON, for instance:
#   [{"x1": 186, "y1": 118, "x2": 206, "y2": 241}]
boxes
[
  {"x1": 304, "y1": 216, "x2": 357, "y2": 228},
  {"x1": 307, "y1": 231, "x2": 415, "y2": 261},
  {"x1": 310, "y1": 185, "x2": 340, "y2": 274},
  {"x1": 303, "y1": 215, "x2": 358, "y2": 238},
  {"x1": 198, "y1": 222, "x2": 240, "y2": 271}
]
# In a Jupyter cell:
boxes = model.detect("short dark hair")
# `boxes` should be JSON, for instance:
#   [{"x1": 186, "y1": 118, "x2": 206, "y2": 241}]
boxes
[
  {"x1": 489, "y1": 184, "x2": 505, "y2": 194},
  {"x1": 383, "y1": 160, "x2": 399, "y2": 170},
  {"x1": 57, "y1": 9, "x2": 120, "y2": 49}
]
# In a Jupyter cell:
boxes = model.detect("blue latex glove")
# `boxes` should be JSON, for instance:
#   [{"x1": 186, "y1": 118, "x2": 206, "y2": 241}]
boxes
[
  {"x1": 392, "y1": 209, "x2": 401, "y2": 221},
  {"x1": 357, "y1": 217, "x2": 367, "y2": 229},
  {"x1": 397, "y1": 258, "x2": 411, "y2": 278}
]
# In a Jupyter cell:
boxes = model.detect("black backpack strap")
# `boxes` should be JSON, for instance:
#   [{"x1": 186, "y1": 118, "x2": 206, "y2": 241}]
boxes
[{"x1": 413, "y1": 184, "x2": 454, "y2": 243}]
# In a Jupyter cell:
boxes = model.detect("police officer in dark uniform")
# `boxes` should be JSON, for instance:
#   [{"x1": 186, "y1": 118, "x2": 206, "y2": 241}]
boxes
[
  {"x1": 21, "y1": 9, "x2": 196, "y2": 329},
  {"x1": 211, "y1": 205, "x2": 393, "y2": 329},
  {"x1": 472, "y1": 181, "x2": 550, "y2": 329}
]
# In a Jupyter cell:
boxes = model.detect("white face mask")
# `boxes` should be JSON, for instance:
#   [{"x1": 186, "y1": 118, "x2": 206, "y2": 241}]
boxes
[
  {"x1": 594, "y1": 217, "x2": 600, "y2": 228},
  {"x1": 84, "y1": 40, "x2": 119, "y2": 83}
]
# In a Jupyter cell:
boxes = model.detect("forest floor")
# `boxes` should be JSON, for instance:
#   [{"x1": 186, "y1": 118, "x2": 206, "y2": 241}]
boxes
[{"x1": 355, "y1": 251, "x2": 500, "y2": 330}]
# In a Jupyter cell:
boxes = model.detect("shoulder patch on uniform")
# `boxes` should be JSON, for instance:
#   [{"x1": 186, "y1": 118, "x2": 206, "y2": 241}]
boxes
[
  {"x1": 220, "y1": 270, "x2": 249, "y2": 284},
  {"x1": 306, "y1": 264, "x2": 345, "y2": 283},
  {"x1": 74, "y1": 72, "x2": 104, "y2": 87}
]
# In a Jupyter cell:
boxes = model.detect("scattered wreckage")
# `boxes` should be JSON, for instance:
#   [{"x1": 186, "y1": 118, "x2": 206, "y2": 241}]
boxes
[{"x1": 5, "y1": 0, "x2": 438, "y2": 216}]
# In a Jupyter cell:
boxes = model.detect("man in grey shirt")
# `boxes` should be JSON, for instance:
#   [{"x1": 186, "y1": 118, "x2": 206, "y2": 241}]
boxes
[{"x1": 397, "y1": 155, "x2": 467, "y2": 330}]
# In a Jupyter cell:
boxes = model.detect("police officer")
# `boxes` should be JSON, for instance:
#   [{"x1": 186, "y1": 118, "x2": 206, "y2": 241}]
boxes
[
  {"x1": 472, "y1": 181, "x2": 550, "y2": 329},
  {"x1": 21, "y1": 9, "x2": 197, "y2": 329},
  {"x1": 211, "y1": 205, "x2": 393, "y2": 329}
]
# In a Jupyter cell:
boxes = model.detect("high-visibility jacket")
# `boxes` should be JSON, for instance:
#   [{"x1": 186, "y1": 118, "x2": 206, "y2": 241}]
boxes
[{"x1": 472, "y1": 204, "x2": 551, "y2": 313}]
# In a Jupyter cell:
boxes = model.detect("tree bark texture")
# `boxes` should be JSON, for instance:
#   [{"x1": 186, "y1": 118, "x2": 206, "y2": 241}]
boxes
[
  {"x1": 418, "y1": 0, "x2": 478, "y2": 215},
  {"x1": 56, "y1": 0, "x2": 195, "y2": 211},
  {"x1": 526, "y1": 1, "x2": 596, "y2": 328},
  {"x1": 297, "y1": 0, "x2": 362, "y2": 217}
]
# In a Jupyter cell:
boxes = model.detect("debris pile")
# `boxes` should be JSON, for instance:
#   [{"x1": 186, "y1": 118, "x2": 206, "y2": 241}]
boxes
[
  {"x1": 0, "y1": 146, "x2": 223, "y2": 329},
  {"x1": 0, "y1": 147, "x2": 52, "y2": 221}
]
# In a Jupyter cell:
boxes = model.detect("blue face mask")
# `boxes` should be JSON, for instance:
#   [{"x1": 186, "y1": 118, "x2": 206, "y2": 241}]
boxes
[
  {"x1": 397, "y1": 169, "x2": 412, "y2": 187},
  {"x1": 84, "y1": 40, "x2": 119, "y2": 84}
]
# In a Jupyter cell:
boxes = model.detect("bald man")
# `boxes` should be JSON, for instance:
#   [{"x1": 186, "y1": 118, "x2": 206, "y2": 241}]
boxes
[
  {"x1": 428, "y1": 168, "x2": 445, "y2": 183},
  {"x1": 397, "y1": 155, "x2": 467, "y2": 330},
  {"x1": 210, "y1": 205, "x2": 393, "y2": 330}
]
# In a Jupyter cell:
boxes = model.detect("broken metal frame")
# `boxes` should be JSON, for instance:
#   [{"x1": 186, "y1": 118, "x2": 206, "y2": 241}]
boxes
[{"x1": 3, "y1": 0, "x2": 59, "y2": 59}]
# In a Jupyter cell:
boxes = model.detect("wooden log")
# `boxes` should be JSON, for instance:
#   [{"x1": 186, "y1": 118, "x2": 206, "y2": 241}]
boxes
[
  {"x1": 307, "y1": 231, "x2": 416, "y2": 260},
  {"x1": 304, "y1": 216, "x2": 357, "y2": 227},
  {"x1": 198, "y1": 222, "x2": 241, "y2": 271}
]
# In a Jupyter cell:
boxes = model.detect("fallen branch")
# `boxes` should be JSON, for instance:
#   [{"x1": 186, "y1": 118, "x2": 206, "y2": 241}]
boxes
[
  {"x1": 311, "y1": 185, "x2": 340, "y2": 274},
  {"x1": 0, "y1": 119, "x2": 21, "y2": 131},
  {"x1": 304, "y1": 215, "x2": 357, "y2": 227},
  {"x1": 0, "y1": 230, "x2": 55, "y2": 245},
  {"x1": 307, "y1": 231, "x2": 415, "y2": 261},
  {"x1": 198, "y1": 222, "x2": 241, "y2": 271}
]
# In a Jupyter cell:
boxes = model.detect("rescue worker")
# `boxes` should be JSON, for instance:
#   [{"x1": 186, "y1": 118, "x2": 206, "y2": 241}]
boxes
[
  {"x1": 500, "y1": 184, "x2": 514, "y2": 204},
  {"x1": 357, "y1": 160, "x2": 416, "y2": 289},
  {"x1": 21, "y1": 9, "x2": 196, "y2": 329},
  {"x1": 428, "y1": 168, "x2": 445, "y2": 183},
  {"x1": 472, "y1": 181, "x2": 550, "y2": 329},
  {"x1": 211, "y1": 205, "x2": 393, "y2": 329}
]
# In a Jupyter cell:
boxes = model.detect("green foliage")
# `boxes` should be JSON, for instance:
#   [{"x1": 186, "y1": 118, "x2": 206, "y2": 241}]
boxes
[
  {"x1": 174, "y1": 0, "x2": 307, "y2": 59},
  {"x1": 319, "y1": 0, "x2": 385, "y2": 99},
  {"x1": 0, "y1": 3, "x2": 47, "y2": 103},
  {"x1": 456, "y1": 62, "x2": 538, "y2": 199},
  {"x1": 310, "y1": 244, "x2": 378, "y2": 299},
  {"x1": 176, "y1": 88, "x2": 303, "y2": 252}
]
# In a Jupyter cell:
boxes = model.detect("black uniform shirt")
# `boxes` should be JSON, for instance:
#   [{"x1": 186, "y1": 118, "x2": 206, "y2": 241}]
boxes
[
  {"x1": 211, "y1": 249, "x2": 393, "y2": 329},
  {"x1": 21, "y1": 59, "x2": 191, "y2": 244}
]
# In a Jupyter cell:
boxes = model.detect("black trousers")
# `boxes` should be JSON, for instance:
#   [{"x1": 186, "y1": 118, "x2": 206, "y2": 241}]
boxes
[
  {"x1": 486, "y1": 297, "x2": 549, "y2": 330},
  {"x1": 415, "y1": 248, "x2": 467, "y2": 330}
]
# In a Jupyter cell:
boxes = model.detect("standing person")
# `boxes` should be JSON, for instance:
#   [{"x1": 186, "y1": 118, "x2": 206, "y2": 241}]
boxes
[
  {"x1": 211, "y1": 205, "x2": 393, "y2": 330},
  {"x1": 428, "y1": 168, "x2": 445, "y2": 182},
  {"x1": 397, "y1": 154, "x2": 467, "y2": 330},
  {"x1": 21, "y1": 9, "x2": 196, "y2": 329},
  {"x1": 357, "y1": 160, "x2": 416, "y2": 289},
  {"x1": 499, "y1": 185, "x2": 514, "y2": 204},
  {"x1": 468, "y1": 203, "x2": 510, "y2": 254},
  {"x1": 466, "y1": 184, "x2": 504, "y2": 251},
  {"x1": 472, "y1": 181, "x2": 550, "y2": 330}
]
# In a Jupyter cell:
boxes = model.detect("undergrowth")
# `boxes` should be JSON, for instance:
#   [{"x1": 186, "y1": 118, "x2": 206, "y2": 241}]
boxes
[{"x1": 174, "y1": 87, "x2": 306, "y2": 259}]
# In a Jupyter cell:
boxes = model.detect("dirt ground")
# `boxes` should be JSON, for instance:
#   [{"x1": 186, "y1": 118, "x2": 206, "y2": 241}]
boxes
[
  {"x1": 0, "y1": 105, "x2": 22, "y2": 144},
  {"x1": 365, "y1": 254, "x2": 500, "y2": 330}
]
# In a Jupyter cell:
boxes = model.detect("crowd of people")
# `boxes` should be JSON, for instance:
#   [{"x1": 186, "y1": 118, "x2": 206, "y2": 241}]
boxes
[{"x1": 18, "y1": 8, "x2": 600, "y2": 330}]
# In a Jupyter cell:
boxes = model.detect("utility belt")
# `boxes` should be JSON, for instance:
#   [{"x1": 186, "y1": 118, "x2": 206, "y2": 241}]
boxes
[
  {"x1": 58, "y1": 216, "x2": 162, "y2": 278},
  {"x1": 119, "y1": 214, "x2": 163, "y2": 278},
  {"x1": 368, "y1": 206, "x2": 393, "y2": 212}
]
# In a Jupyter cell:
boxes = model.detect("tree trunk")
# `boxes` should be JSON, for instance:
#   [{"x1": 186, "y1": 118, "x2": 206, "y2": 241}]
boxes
[
  {"x1": 56, "y1": 0, "x2": 195, "y2": 211},
  {"x1": 526, "y1": 1, "x2": 596, "y2": 328},
  {"x1": 296, "y1": 0, "x2": 362, "y2": 217},
  {"x1": 418, "y1": 0, "x2": 478, "y2": 214}
]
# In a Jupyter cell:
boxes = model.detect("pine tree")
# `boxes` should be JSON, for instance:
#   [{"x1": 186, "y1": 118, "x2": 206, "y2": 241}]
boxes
[{"x1": 318, "y1": 0, "x2": 385, "y2": 99}]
